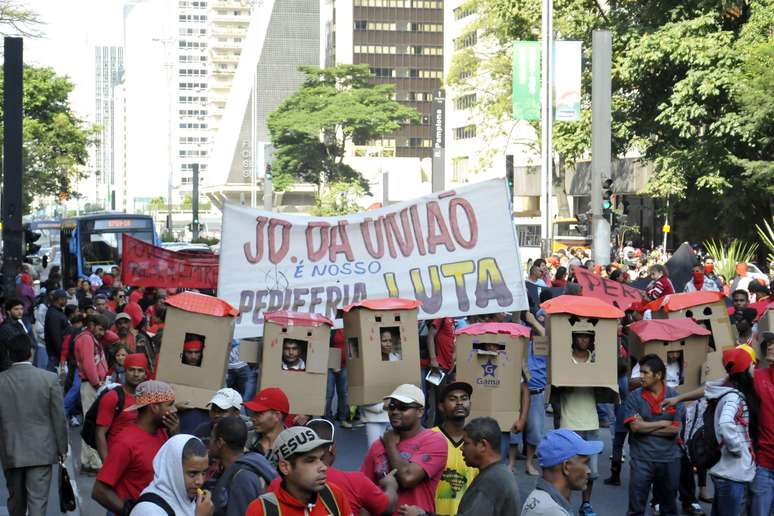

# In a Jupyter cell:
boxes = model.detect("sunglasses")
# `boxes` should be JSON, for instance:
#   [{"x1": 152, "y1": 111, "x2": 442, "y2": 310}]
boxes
[{"x1": 387, "y1": 402, "x2": 421, "y2": 412}]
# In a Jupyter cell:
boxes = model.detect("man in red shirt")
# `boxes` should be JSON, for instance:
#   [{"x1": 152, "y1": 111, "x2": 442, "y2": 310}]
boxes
[
  {"x1": 92, "y1": 380, "x2": 180, "y2": 513},
  {"x1": 752, "y1": 332, "x2": 774, "y2": 516},
  {"x1": 74, "y1": 314, "x2": 110, "y2": 472},
  {"x1": 94, "y1": 353, "x2": 148, "y2": 460},
  {"x1": 425, "y1": 318, "x2": 455, "y2": 425},
  {"x1": 361, "y1": 384, "x2": 448, "y2": 514},
  {"x1": 247, "y1": 426, "x2": 353, "y2": 516},
  {"x1": 269, "y1": 419, "x2": 398, "y2": 515}
]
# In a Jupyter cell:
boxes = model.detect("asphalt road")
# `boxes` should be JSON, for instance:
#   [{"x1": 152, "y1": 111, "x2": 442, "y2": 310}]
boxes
[{"x1": 0, "y1": 417, "x2": 713, "y2": 516}]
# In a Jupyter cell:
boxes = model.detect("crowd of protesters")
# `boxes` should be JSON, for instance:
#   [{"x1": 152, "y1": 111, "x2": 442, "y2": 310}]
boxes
[{"x1": 0, "y1": 244, "x2": 772, "y2": 516}]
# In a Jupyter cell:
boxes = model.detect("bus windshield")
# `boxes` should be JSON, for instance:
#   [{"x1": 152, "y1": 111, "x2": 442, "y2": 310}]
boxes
[{"x1": 80, "y1": 229, "x2": 154, "y2": 268}]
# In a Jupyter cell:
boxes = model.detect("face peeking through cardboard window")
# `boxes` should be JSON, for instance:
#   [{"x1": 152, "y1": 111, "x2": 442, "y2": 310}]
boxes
[{"x1": 569, "y1": 316, "x2": 597, "y2": 364}]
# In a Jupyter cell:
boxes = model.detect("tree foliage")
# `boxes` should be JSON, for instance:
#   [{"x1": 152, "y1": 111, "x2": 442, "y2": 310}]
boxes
[
  {"x1": 312, "y1": 180, "x2": 368, "y2": 216},
  {"x1": 451, "y1": 0, "x2": 774, "y2": 241},
  {"x1": 0, "y1": 66, "x2": 97, "y2": 212},
  {"x1": 268, "y1": 64, "x2": 420, "y2": 192},
  {"x1": 0, "y1": 1, "x2": 42, "y2": 37}
]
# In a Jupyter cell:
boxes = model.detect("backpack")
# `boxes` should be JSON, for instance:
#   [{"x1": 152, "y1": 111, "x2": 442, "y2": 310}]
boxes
[
  {"x1": 121, "y1": 492, "x2": 174, "y2": 516},
  {"x1": 685, "y1": 391, "x2": 735, "y2": 469},
  {"x1": 81, "y1": 385, "x2": 125, "y2": 449},
  {"x1": 258, "y1": 484, "x2": 340, "y2": 516}
]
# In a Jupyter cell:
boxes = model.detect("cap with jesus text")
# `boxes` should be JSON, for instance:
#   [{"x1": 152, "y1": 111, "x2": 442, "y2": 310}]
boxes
[
  {"x1": 384, "y1": 384, "x2": 425, "y2": 407},
  {"x1": 244, "y1": 387, "x2": 290, "y2": 414},
  {"x1": 270, "y1": 427, "x2": 331, "y2": 465},
  {"x1": 537, "y1": 429, "x2": 603, "y2": 468}
]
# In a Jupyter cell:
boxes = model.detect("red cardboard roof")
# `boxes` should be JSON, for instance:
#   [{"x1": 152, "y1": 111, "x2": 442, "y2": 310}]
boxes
[
  {"x1": 264, "y1": 311, "x2": 334, "y2": 328},
  {"x1": 628, "y1": 318, "x2": 711, "y2": 342},
  {"x1": 342, "y1": 298, "x2": 422, "y2": 312},
  {"x1": 652, "y1": 291, "x2": 726, "y2": 313},
  {"x1": 455, "y1": 322, "x2": 532, "y2": 338},
  {"x1": 165, "y1": 291, "x2": 239, "y2": 317},
  {"x1": 541, "y1": 295, "x2": 625, "y2": 319}
]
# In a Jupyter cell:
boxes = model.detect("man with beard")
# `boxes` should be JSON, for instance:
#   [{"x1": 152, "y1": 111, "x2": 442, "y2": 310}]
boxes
[
  {"x1": 430, "y1": 382, "x2": 478, "y2": 515},
  {"x1": 94, "y1": 353, "x2": 148, "y2": 460},
  {"x1": 361, "y1": 384, "x2": 448, "y2": 515}
]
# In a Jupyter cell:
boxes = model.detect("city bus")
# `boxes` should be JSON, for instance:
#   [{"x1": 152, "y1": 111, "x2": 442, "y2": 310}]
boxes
[{"x1": 61, "y1": 213, "x2": 159, "y2": 285}]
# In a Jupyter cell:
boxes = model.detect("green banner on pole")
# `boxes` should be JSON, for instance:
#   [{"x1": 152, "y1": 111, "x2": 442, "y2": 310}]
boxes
[{"x1": 512, "y1": 41, "x2": 541, "y2": 121}]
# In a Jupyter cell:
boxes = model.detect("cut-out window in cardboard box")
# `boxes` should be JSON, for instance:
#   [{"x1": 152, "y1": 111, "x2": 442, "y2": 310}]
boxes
[
  {"x1": 651, "y1": 291, "x2": 734, "y2": 351},
  {"x1": 155, "y1": 292, "x2": 238, "y2": 409},
  {"x1": 627, "y1": 318, "x2": 711, "y2": 393},
  {"x1": 261, "y1": 311, "x2": 333, "y2": 416},
  {"x1": 537, "y1": 295, "x2": 624, "y2": 395},
  {"x1": 455, "y1": 322, "x2": 530, "y2": 430},
  {"x1": 339, "y1": 298, "x2": 421, "y2": 406}
]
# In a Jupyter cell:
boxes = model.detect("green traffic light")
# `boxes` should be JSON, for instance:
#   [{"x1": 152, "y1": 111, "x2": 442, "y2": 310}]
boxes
[{"x1": 602, "y1": 200, "x2": 612, "y2": 210}]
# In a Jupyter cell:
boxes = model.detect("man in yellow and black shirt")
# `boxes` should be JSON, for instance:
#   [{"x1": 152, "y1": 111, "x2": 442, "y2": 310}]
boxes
[{"x1": 431, "y1": 381, "x2": 478, "y2": 515}]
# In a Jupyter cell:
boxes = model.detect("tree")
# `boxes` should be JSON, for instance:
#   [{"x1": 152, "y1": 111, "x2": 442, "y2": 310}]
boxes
[
  {"x1": 0, "y1": 1, "x2": 42, "y2": 37},
  {"x1": 312, "y1": 180, "x2": 367, "y2": 216},
  {"x1": 267, "y1": 64, "x2": 420, "y2": 192},
  {"x1": 450, "y1": 0, "x2": 774, "y2": 241},
  {"x1": 148, "y1": 196, "x2": 167, "y2": 212},
  {"x1": 0, "y1": 66, "x2": 97, "y2": 212}
]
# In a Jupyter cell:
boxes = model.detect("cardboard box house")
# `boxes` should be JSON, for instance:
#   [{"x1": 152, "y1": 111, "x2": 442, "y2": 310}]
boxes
[
  {"x1": 627, "y1": 318, "x2": 711, "y2": 393},
  {"x1": 260, "y1": 311, "x2": 333, "y2": 416},
  {"x1": 651, "y1": 291, "x2": 734, "y2": 350},
  {"x1": 759, "y1": 307, "x2": 774, "y2": 334},
  {"x1": 339, "y1": 298, "x2": 422, "y2": 406},
  {"x1": 540, "y1": 295, "x2": 624, "y2": 392},
  {"x1": 156, "y1": 292, "x2": 238, "y2": 409},
  {"x1": 455, "y1": 323, "x2": 531, "y2": 430},
  {"x1": 701, "y1": 350, "x2": 727, "y2": 384}
]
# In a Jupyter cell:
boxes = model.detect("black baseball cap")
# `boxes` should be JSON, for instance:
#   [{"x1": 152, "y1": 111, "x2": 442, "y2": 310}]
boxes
[{"x1": 439, "y1": 381, "x2": 473, "y2": 401}]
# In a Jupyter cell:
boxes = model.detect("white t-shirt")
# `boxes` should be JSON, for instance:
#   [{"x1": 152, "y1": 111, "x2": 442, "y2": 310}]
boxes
[{"x1": 282, "y1": 358, "x2": 306, "y2": 371}]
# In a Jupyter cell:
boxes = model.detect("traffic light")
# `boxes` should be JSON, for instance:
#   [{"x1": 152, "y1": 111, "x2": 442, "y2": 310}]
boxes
[
  {"x1": 602, "y1": 179, "x2": 613, "y2": 217},
  {"x1": 23, "y1": 228, "x2": 41, "y2": 256}
]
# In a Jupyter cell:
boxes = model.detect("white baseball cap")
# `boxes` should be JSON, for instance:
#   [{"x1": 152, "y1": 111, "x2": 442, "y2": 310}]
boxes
[
  {"x1": 207, "y1": 388, "x2": 243, "y2": 410},
  {"x1": 384, "y1": 384, "x2": 425, "y2": 407}
]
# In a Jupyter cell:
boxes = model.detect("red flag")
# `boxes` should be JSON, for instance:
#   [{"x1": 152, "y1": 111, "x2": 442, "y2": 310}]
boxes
[{"x1": 121, "y1": 234, "x2": 219, "y2": 290}]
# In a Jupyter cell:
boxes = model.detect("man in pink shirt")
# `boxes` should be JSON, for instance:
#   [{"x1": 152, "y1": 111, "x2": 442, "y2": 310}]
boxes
[
  {"x1": 361, "y1": 384, "x2": 448, "y2": 514},
  {"x1": 74, "y1": 314, "x2": 110, "y2": 472}
]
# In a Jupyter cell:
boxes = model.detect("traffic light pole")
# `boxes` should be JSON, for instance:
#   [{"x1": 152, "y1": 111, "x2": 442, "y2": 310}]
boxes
[
  {"x1": 591, "y1": 30, "x2": 612, "y2": 265},
  {"x1": 191, "y1": 163, "x2": 200, "y2": 241},
  {"x1": 2, "y1": 38, "x2": 24, "y2": 297}
]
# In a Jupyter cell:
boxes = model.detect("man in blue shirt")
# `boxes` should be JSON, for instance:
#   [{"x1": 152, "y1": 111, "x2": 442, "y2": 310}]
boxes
[{"x1": 623, "y1": 354, "x2": 684, "y2": 516}]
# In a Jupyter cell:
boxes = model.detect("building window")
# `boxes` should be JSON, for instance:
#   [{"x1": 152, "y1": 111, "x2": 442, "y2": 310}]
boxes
[
  {"x1": 516, "y1": 225, "x2": 542, "y2": 247},
  {"x1": 453, "y1": 125, "x2": 476, "y2": 140},
  {"x1": 354, "y1": 20, "x2": 367, "y2": 30},
  {"x1": 353, "y1": 0, "x2": 442, "y2": 7},
  {"x1": 370, "y1": 67, "x2": 395, "y2": 78},
  {"x1": 453, "y1": 5, "x2": 475, "y2": 19},
  {"x1": 452, "y1": 157, "x2": 469, "y2": 181},
  {"x1": 454, "y1": 31, "x2": 478, "y2": 50},
  {"x1": 406, "y1": 138, "x2": 432, "y2": 148},
  {"x1": 453, "y1": 93, "x2": 476, "y2": 110}
]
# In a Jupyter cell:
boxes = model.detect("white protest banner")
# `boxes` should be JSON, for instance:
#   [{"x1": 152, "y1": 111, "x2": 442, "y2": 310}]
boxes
[{"x1": 218, "y1": 178, "x2": 528, "y2": 338}]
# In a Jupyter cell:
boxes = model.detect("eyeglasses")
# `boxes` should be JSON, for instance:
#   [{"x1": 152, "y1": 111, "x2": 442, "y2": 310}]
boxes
[
  {"x1": 387, "y1": 402, "x2": 421, "y2": 412},
  {"x1": 306, "y1": 418, "x2": 335, "y2": 441}
]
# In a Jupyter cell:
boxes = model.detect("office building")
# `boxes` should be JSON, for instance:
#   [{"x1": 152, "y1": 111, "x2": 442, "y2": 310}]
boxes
[{"x1": 94, "y1": 46, "x2": 124, "y2": 209}]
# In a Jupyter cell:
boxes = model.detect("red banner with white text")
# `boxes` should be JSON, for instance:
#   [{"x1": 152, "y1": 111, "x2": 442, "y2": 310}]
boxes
[{"x1": 121, "y1": 234, "x2": 219, "y2": 289}]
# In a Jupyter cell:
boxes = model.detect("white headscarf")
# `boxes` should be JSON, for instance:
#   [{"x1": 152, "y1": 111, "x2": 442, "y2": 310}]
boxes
[{"x1": 132, "y1": 434, "x2": 202, "y2": 516}]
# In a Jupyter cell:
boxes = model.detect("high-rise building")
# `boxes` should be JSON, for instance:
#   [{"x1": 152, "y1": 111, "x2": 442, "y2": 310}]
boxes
[
  {"x1": 94, "y1": 46, "x2": 124, "y2": 209},
  {"x1": 326, "y1": 0, "x2": 444, "y2": 158},
  {"x1": 207, "y1": 0, "x2": 251, "y2": 136},
  {"x1": 176, "y1": 0, "x2": 210, "y2": 197}
]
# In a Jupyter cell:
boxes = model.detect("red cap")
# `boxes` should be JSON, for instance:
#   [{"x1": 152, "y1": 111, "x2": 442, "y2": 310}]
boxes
[
  {"x1": 124, "y1": 353, "x2": 148, "y2": 371},
  {"x1": 723, "y1": 347, "x2": 753, "y2": 375},
  {"x1": 244, "y1": 387, "x2": 289, "y2": 414},
  {"x1": 183, "y1": 339, "x2": 204, "y2": 351},
  {"x1": 102, "y1": 274, "x2": 114, "y2": 287}
]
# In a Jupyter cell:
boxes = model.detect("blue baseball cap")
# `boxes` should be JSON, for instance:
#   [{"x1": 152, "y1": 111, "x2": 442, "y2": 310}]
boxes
[{"x1": 537, "y1": 429, "x2": 603, "y2": 468}]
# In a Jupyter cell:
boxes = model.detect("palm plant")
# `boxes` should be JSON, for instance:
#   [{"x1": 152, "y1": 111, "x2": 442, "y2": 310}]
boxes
[
  {"x1": 756, "y1": 218, "x2": 774, "y2": 267},
  {"x1": 703, "y1": 239, "x2": 759, "y2": 281}
]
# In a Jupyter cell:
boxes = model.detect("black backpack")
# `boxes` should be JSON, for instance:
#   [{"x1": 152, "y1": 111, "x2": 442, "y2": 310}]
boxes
[
  {"x1": 121, "y1": 492, "x2": 174, "y2": 516},
  {"x1": 686, "y1": 391, "x2": 735, "y2": 469},
  {"x1": 81, "y1": 386, "x2": 125, "y2": 449},
  {"x1": 418, "y1": 320, "x2": 430, "y2": 361}
]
